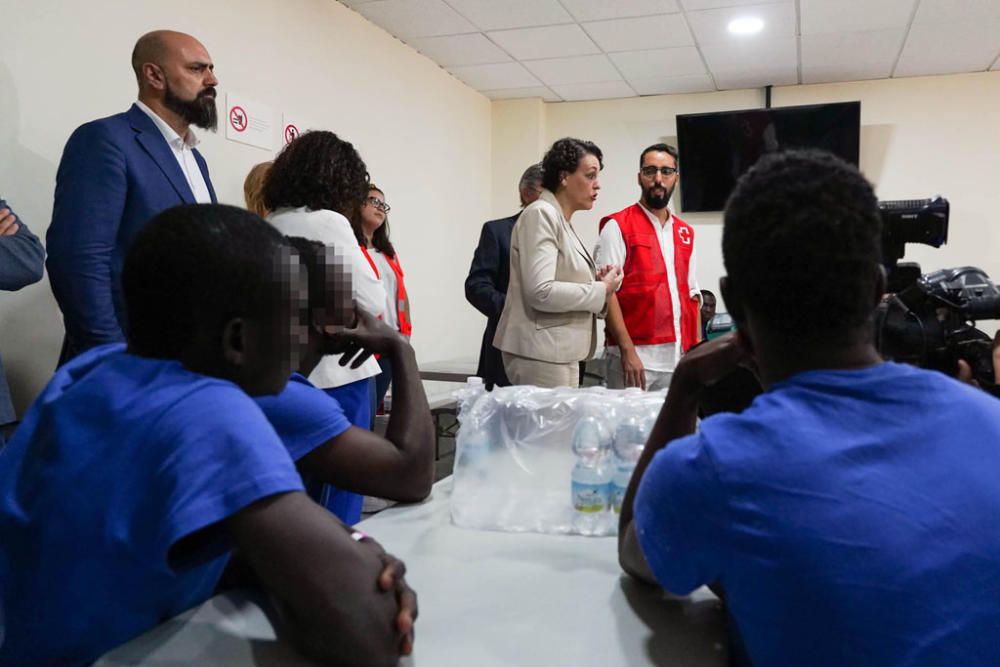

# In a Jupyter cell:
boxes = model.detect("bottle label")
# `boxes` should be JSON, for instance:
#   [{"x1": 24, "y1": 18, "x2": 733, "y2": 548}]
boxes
[
  {"x1": 610, "y1": 482, "x2": 627, "y2": 514},
  {"x1": 572, "y1": 481, "x2": 609, "y2": 513}
]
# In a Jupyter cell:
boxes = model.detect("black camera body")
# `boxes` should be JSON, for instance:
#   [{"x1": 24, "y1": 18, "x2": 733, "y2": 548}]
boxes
[{"x1": 875, "y1": 197, "x2": 1000, "y2": 389}]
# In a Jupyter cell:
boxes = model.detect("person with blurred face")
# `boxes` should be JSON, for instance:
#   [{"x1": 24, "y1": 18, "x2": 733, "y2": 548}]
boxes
[
  {"x1": 493, "y1": 138, "x2": 623, "y2": 388},
  {"x1": 597, "y1": 144, "x2": 701, "y2": 391},
  {"x1": 700, "y1": 289, "x2": 717, "y2": 338},
  {"x1": 47, "y1": 30, "x2": 220, "y2": 364},
  {"x1": 465, "y1": 164, "x2": 543, "y2": 389}
]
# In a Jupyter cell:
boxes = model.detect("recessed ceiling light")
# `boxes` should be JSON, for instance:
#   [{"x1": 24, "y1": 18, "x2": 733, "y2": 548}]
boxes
[{"x1": 728, "y1": 17, "x2": 764, "y2": 35}]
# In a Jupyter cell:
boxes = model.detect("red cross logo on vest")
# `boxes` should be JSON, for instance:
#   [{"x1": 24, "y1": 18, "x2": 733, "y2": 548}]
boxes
[{"x1": 677, "y1": 225, "x2": 692, "y2": 246}]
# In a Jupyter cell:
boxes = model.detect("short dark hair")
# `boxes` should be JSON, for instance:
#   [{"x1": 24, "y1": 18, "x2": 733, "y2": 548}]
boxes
[
  {"x1": 639, "y1": 143, "x2": 679, "y2": 168},
  {"x1": 700, "y1": 289, "x2": 716, "y2": 300},
  {"x1": 123, "y1": 204, "x2": 289, "y2": 358},
  {"x1": 284, "y1": 236, "x2": 327, "y2": 313},
  {"x1": 263, "y1": 130, "x2": 370, "y2": 218},
  {"x1": 541, "y1": 138, "x2": 603, "y2": 193},
  {"x1": 722, "y1": 150, "x2": 882, "y2": 341}
]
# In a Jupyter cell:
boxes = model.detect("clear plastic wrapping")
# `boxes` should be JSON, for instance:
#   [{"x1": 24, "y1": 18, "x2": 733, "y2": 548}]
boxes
[{"x1": 450, "y1": 384, "x2": 666, "y2": 536}]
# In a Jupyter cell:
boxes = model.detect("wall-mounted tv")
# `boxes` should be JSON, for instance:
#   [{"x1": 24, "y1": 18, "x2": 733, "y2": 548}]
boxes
[{"x1": 676, "y1": 101, "x2": 861, "y2": 213}]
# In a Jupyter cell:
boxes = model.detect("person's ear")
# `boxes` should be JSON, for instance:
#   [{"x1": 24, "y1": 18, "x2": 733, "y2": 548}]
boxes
[
  {"x1": 873, "y1": 263, "x2": 888, "y2": 304},
  {"x1": 221, "y1": 318, "x2": 247, "y2": 368},
  {"x1": 719, "y1": 276, "x2": 746, "y2": 326},
  {"x1": 143, "y1": 62, "x2": 166, "y2": 91}
]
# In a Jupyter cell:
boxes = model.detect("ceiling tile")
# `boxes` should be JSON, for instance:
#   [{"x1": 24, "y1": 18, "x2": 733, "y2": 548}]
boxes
[
  {"x1": 627, "y1": 74, "x2": 717, "y2": 94},
  {"x1": 447, "y1": 62, "x2": 541, "y2": 89},
  {"x1": 339, "y1": 0, "x2": 379, "y2": 6},
  {"x1": 687, "y1": 2, "x2": 796, "y2": 44},
  {"x1": 522, "y1": 54, "x2": 622, "y2": 85},
  {"x1": 913, "y1": 0, "x2": 1000, "y2": 24},
  {"x1": 487, "y1": 24, "x2": 601, "y2": 60},
  {"x1": 682, "y1": 0, "x2": 782, "y2": 9},
  {"x1": 700, "y1": 33, "x2": 796, "y2": 70},
  {"x1": 356, "y1": 0, "x2": 477, "y2": 38},
  {"x1": 559, "y1": 0, "x2": 680, "y2": 22},
  {"x1": 549, "y1": 80, "x2": 638, "y2": 101},
  {"x1": 895, "y1": 19, "x2": 1000, "y2": 77},
  {"x1": 582, "y1": 14, "x2": 693, "y2": 52},
  {"x1": 609, "y1": 46, "x2": 705, "y2": 79},
  {"x1": 799, "y1": 0, "x2": 917, "y2": 35},
  {"x1": 801, "y1": 29, "x2": 904, "y2": 83},
  {"x1": 483, "y1": 86, "x2": 562, "y2": 101},
  {"x1": 993, "y1": 56, "x2": 1000, "y2": 71},
  {"x1": 712, "y1": 66, "x2": 798, "y2": 89},
  {"x1": 410, "y1": 33, "x2": 511, "y2": 66},
  {"x1": 443, "y1": 0, "x2": 573, "y2": 31}
]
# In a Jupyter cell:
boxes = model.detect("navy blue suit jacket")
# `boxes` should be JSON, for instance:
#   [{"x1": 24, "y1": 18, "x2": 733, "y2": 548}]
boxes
[
  {"x1": 0, "y1": 200, "x2": 45, "y2": 428},
  {"x1": 464, "y1": 213, "x2": 518, "y2": 389},
  {"x1": 47, "y1": 104, "x2": 217, "y2": 360}
]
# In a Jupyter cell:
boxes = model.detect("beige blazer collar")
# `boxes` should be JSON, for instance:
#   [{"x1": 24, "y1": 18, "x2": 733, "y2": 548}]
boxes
[{"x1": 540, "y1": 188, "x2": 596, "y2": 270}]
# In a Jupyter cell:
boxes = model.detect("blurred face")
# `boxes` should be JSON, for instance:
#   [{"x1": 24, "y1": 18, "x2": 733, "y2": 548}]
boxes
[
  {"x1": 155, "y1": 35, "x2": 219, "y2": 129},
  {"x1": 638, "y1": 150, "x2": 678, "y2": 211},
  {"x1": 239, "y1": 250, "x2": 308, "y2": 396},
  {"x1": 561, "y1": 153, "x2": 601, "y2": 214},
  {"x1": 360, "y1": 189, "x2": 387, "y2": 233}
]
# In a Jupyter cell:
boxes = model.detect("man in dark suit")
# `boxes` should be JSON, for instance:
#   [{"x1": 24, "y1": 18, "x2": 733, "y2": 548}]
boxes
[
  {"x1": 464, "y1": 164, "x2": 542, "y2": 389},
  {"x1": 47, "y1": 30, "x2": 219, "y2": 362},
  {"x1": 1, "y1": 200, "x2": 45, "y2": 443}
]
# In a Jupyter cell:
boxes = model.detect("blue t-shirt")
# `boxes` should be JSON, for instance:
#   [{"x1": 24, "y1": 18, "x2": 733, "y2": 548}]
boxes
[
  {"x1": 635, "y1": 362, "x2": 1000, "y2": 666},
  {"x1": 255, "y1": 372, "x2": 352, "y2": 461},
  {"x1": 0, "y1": 344, "x2": 304, "y2": 666}
]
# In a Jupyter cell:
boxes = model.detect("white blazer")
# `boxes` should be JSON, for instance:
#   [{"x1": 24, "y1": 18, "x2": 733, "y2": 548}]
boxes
[{"x1": 493, "y1": 189, "x2": 607, "y2": 364}]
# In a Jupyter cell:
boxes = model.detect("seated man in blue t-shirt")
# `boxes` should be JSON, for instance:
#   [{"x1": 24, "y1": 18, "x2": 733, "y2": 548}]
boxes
[
  {"x1": 256, "y1": 237, "x2": 435, "y2": 525},
  {"x1": 618, "y1": 150, "x2": 1000, "y2": 666},
  {"x1": 0, "y1": 205, "x2": 417, "y2": 666}
]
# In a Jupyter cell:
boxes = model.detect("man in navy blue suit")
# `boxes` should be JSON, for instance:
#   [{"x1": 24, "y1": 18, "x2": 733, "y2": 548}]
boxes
[
  {"x1": 464, "y1": 164, "x2": 542, "y2": 389},
  {"x1": 47, "y1": 30, "x2": 219, "y2": 362}
]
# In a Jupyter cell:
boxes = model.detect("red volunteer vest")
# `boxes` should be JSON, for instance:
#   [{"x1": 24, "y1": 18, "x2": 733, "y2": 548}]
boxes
[
  {"x1": 599, "y1": 204, "x2": 699, "y2": 351},
  {"x1": 361, "y1": 247, "x2": 412, "y2": 337}
]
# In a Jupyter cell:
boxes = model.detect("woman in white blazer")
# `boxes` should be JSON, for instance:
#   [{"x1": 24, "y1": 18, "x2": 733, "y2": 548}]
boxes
[{"x1": 494, "y1": 138, "x2": 623, "y2": 388}]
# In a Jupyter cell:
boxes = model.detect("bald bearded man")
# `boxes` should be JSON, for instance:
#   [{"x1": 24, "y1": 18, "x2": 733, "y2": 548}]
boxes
[{"x1": 47, "y1": 30, "x2": 219, "y2": 363}]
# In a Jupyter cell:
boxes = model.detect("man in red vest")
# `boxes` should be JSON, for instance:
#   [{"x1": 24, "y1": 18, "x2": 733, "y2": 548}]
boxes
[{"x1": 597, "y1": 143, "x2": 701, "y2": 390}]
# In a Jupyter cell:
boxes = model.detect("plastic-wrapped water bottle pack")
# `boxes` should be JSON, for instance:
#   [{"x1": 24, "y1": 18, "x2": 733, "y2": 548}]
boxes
[{"x1": 450, "y1": 380, "x2": 665, "y2": 537}]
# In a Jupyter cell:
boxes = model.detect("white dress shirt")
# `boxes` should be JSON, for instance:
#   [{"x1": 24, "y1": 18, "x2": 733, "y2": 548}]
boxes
[
  {"x1": 596, "y1": 203, "x2": 699, "y2": 372},
  {"x1": 135, "y1": 101, "x2": 212, "y2": 204},
  {"x1": 267, "y1": 206, "x2": 385, "y2": 388}
]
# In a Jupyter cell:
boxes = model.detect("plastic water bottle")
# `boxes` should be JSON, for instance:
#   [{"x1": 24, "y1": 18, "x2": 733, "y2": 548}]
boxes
[
  {"x1": 457, "y1": 376, "x2": 485, "y2": 415},
  {"x1": 570, "y1": 406, "x2": 613, "y2": 535},
  {"x1": 610, "y1": 409, "x2": 646, "y2": 514},
  {"x1": 455, "y1": 377, "x2": 490, "y2": 478}
]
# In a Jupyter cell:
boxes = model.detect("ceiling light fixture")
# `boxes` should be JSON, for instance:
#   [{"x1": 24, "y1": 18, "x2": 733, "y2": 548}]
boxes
[{"x1": 728, "y1": 17, "x2": 764, "y2": 35}]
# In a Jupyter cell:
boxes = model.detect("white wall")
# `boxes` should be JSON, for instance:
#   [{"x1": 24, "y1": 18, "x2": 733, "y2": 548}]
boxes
[
  {"x1": 0, "y1": 0, "x2": 492, "y2": 414},
  {"x1": 493, "y1": 72, "x2": 1000, "y2": 303}
]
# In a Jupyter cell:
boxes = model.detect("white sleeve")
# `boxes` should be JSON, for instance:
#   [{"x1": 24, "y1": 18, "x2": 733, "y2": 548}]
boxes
[
  {"x1": 330, "y1": 224, "x2": 388, "y2": 319},
  {"x1": 596, "y1": 219, "x2": 627, "y2": 293},
  {"x1": 688, "y1": 235, "x2": 700, "y2": 297}
]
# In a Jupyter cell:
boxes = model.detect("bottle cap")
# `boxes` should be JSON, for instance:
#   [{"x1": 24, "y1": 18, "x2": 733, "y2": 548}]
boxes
[{"x1": 466, "y1": 376, "x2": 484, "y2": 385}]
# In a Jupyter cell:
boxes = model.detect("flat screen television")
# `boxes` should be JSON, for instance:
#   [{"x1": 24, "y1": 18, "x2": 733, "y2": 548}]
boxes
[{"x1": 676, "y1": 101, "x2": 861, "y2": 212}]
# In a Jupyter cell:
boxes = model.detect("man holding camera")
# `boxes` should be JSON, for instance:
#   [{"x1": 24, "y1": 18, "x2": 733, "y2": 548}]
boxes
[{"x1": 619, "y1": 150, "x2": 1000, "y2": 666}]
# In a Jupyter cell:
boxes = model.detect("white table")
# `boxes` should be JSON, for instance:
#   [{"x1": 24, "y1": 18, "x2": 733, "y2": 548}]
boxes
[{"x1": 98, "y1": 480, "x2": 728, "y2": 666}]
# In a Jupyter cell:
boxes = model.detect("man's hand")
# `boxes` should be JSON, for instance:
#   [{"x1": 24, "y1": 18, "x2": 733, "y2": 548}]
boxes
[
  {"x1": 0, "y1": 208, "x2": 19, "y2": 236},
  {"x1": 620, "y1": 346, "x2": 646, "y2": 390},
  {"x1": 322, "y1": 309, "x2": 404, "y2": 369},
  {"x1": 376, "y1": 551, "x2": 418, "y2": 656},
  {"x1": 673, "y1": 332, "x2": 755, "y2": 396}
]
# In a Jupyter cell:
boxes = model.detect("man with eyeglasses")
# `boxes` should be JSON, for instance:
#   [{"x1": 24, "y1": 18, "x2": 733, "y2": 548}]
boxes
[{"x1": 597, "y1": 143, "x2": 701, "y2": 391}]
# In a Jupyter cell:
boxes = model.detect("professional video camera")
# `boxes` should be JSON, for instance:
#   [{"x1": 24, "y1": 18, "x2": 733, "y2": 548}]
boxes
[{"x1": 875, "y1": 197, "x2": 1000, "y2": 390}]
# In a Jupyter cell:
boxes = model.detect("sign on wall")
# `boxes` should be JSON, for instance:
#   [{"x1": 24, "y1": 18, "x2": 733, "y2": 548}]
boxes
[{"x1": 225, "y1": 92, "x2": 274, "y2": 150}]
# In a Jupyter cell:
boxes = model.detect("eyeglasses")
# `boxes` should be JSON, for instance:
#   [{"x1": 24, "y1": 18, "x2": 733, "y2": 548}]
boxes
[
  {"x1": 365, "y1": 197, "x2": 391, "y2": 213},
  {"x1": 640, "y1": 166, "x2": 679, "y2": 178}
]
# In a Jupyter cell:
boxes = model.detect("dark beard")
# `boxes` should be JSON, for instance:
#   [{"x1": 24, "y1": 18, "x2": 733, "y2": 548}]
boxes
[
  {"x1": 643, "y1": 184, "x2": 673, "y2": 210},
  {"x1": 164, "y1": 82, "x2": 218, "y2": 131}
]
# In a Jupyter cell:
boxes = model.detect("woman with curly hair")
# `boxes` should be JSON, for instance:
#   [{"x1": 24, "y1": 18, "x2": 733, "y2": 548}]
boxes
[
  {"x1": 351, "y1": 184, "x2": 411, "y2": 416},
  {"x1": 493, "y1": 137, "x2": 623, "y2": 388},
  {"x1": 263, "y1": 130, "x2": 387, "y2": 524}
]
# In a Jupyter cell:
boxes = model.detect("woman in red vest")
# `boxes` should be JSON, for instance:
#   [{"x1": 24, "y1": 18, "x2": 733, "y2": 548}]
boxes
[{"x1": 353, "y1": 184, "x2": 412, "y2": 413}]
